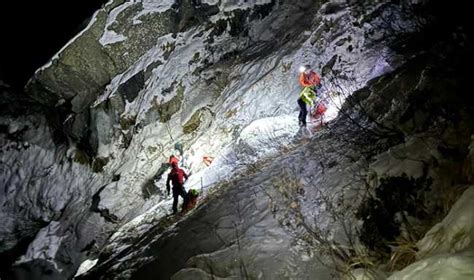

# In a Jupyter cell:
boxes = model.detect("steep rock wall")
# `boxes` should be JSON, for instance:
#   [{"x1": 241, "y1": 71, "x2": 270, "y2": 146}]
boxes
[
  {"x1": 78, "y1": 46, "x2": 474, "y2": 279},
  {"x1": 2, "y1": 0, "x2": 472, "y2": 279}
]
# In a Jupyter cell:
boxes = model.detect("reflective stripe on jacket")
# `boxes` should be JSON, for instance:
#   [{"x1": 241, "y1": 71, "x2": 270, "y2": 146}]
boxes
[{"x1": 299, "y1": 87, "x2": 316, "y2": 106}]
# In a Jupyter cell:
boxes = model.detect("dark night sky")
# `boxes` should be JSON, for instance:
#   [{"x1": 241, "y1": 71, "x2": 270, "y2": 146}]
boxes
[{"x1": 0, "y1": 0, "x2": 106, "y2": 89}]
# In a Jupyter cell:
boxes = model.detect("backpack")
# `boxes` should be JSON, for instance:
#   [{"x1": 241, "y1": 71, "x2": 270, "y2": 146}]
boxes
[
  {"x1": 182, "y1": 189, "x2": 200, "y2": 213},
  {"x1": 312, "y1": 102, "x2": 327, "y2": 117}
]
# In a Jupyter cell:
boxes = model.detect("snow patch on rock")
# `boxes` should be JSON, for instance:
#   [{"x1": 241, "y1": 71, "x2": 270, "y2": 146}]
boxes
[
  {"x1": 99, "y1": 1, "x2": 134, "y2": 46},
  {"x1": 16, "y1": 222, "x2": 65, "y2": 271},
  {"x1": 99, "y1": 30, "x2": 128, "y2": 46},
  {"x1": 417, "y1": 186, "x2": 474, "y2": 256},
  {"x1": 133, "y1": 0, "x2": 176, "y2": 22},
  {"x1": 388, "y1": 186, "x2": 474, "y2": 279},
  {"x1": 237, "y1": 115, "x2": 300, "y2": 159},
  {"x1": 219, "y1": 0, "x2": 273, "y2": 12},
  {"x1": 388, "y1": 251, "x2": 474, "y2": 280},
  {"x1": 184, "y1": 114, "x2": 300, "y2": 192},
  {"x1": 74, "y1": 259, "x2": 98, "y2": 277}
]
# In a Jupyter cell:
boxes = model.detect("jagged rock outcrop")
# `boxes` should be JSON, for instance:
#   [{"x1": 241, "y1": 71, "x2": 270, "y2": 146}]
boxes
[{"x1": 1, "y1": 0, "x2": 473, "y2": 279}]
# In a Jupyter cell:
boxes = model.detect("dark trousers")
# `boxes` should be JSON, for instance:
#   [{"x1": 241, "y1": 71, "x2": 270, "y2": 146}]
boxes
[
  {"x1": 297, "y1": 98, "x2": 308, "y2": 125},
  {"x1": 172, "y1": 186, "x2": 187, "y2": 213}
]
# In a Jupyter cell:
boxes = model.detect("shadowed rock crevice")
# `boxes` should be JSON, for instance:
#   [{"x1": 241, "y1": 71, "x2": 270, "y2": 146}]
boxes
[{"x1": 90, "y1": 185, "x2": 119, "y2": 224}]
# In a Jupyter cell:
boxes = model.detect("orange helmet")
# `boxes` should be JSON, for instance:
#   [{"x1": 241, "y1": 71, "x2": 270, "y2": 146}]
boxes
[{"x1": 169, "y1": 155, "x2": 179, "y2": 166}]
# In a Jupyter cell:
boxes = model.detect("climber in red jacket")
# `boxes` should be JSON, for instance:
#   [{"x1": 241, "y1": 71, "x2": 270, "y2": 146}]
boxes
[{"x1": 166, "y1": 162, "x2": 189, "y2": 214}]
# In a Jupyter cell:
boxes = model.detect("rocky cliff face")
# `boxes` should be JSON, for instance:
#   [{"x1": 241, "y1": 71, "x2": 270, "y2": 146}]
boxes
[{"x1": 1, "y1": 0, "x2": 473, "y2": 279}]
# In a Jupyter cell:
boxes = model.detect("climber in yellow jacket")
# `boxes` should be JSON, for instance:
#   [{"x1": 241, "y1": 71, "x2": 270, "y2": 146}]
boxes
[
  {"x1": 298, "y1": 64, "x2": 321, "y2": 127},
  {"x1": 298, "y1": 87, "x2": 317, "y2": 127}
]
